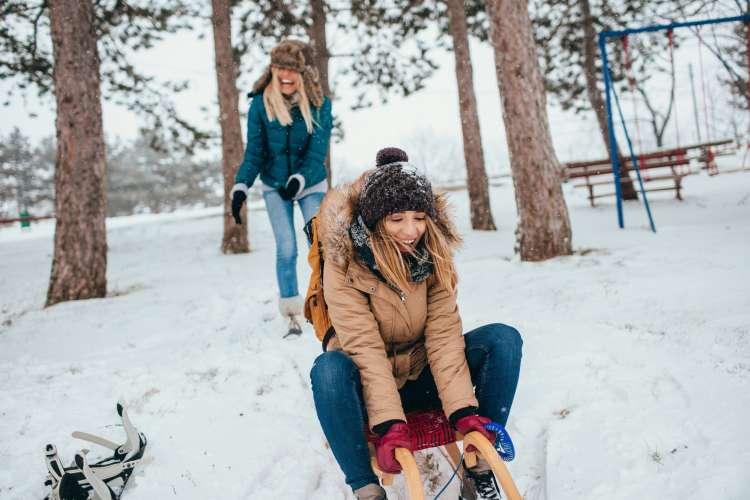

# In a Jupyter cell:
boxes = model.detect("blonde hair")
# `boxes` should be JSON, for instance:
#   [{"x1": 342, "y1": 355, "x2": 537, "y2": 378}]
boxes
[
  {"x1": 370, "y1": 217, "x2": 458, "y2": 295},
  {"x1": 263, "y1": 67, "x2": 316, "y2": 133}
]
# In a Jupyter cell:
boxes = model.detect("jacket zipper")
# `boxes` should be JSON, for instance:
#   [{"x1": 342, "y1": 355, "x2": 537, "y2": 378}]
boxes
[{"x1": 285, "y1": 126, "x2": 291, "y2": 178}]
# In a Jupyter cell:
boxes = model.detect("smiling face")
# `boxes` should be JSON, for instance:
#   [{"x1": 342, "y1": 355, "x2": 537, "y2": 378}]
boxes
[
  {"x1": 383, "y1": 211, "x2": 427, "y2": 252},
  {"x1": 274, "y1": 67, "x2": 300, "y2": 95}
]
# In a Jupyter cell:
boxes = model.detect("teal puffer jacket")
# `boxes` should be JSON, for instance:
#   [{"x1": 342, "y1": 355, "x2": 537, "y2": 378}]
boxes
[{"x1": 234, "y1": 95, "x2": 332, "y2": 192}]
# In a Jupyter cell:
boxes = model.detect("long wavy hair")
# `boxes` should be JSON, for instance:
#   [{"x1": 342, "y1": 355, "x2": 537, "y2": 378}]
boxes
[
  {"x1": 263, "y1": 67, "x2": 316, "y2": 134},
  {"x1": 370, "y1": 216, "x2": 458, "y2": 294}
]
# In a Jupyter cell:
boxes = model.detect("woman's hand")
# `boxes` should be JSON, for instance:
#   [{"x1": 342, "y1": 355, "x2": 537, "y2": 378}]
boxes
[
  {"x1": 375, "y1": 422, "x2": 412, "y2": 473},
  {"x1": 278, "y1": 177, "x2": 301, "y2": 201},
  {"x1": 455, "y1": 415, "x2": 496, "y2": 451},
  {"x1": 231, "y1": 189, "x2": 247, "y2": 225}
]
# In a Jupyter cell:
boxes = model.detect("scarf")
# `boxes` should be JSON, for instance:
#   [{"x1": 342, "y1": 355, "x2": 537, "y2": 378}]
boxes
[
  {"x1": 349, "y1": 215, "x2": 433, "y2": 290},
  {"x1": 283, "y1": 92, "x2": 299, "y2": 111}
]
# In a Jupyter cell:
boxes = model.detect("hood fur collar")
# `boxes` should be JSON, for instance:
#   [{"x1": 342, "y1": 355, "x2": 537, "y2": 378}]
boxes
[{"x1": 317, "y1": 171, "x2": 462, "y2": 268}]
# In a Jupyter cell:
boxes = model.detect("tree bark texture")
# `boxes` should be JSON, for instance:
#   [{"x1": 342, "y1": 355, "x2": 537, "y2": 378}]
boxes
[
  {"x1": 485, "y1": 0, "x2": 572, "y2": 261},
  {"x1": 308, "y1": 0, "x2": 332, "y2": 185},
  {"x1": 578, "y1": 0, "x2": 637, "y2": 199},
  {"x1": 46, "y1": 0, "x2": 108, "y2": 306},
  {"x1": 211, "y1": 0, "x2": 250, "y2": 254},
  {"x1": 444, "y1": 0, "x2": 496, "y2": 230}
]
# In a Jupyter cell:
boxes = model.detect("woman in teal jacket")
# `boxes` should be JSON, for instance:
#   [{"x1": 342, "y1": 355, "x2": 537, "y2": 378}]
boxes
[{"x1": 231, "y1": 39, "x2": 332, "y2": 336}]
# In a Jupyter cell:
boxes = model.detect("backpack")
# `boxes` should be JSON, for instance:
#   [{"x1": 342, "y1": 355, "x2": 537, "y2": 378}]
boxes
[{"x1": 303, "y1": 216, "x2": 336, "y2": 350}]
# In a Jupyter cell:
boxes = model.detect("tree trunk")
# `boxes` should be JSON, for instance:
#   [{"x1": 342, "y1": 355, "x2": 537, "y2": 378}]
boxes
[
  {"x1": 485, "y1": 0, "x2": 572, "y2": 261},
  {"x1": 578, "y1": 0, "x2": 637, "y2": 199},
  {"x1": 745, "y1": 18, "x2": 750, "y2": 111},
  {"x1": 308, "y1": 0, "x2": 332, "y2": 186},
  {"x1": 211, "y1": 0, "x2": 250, "y2": 254},
  {"x1": 46, "y1": 0, "x2": 108, "y2": 306},
  {"x1": 444, "y1": 0, "x2": 496, "y2": 230}
]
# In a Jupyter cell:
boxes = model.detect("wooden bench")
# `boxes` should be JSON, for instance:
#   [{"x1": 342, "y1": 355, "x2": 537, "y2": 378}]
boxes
[
  {"x1": 563, "y1": 140, "x2": 736, "y2": 206},
  {"x1": 0, "y1": 214, "x2": 55, "y2": 226},
  {"x1": 565, "y1": 148, "x2": 693, "y2": 206}
]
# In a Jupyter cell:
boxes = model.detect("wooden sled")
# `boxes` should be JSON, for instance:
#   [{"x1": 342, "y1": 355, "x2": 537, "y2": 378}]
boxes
[{"x1": 366, "y1": 409, "x2": 522, "y2": 500}]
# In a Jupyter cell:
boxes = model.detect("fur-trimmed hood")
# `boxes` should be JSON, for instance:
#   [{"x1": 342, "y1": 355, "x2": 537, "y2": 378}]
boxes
[{"x1": 317, "y1": 171, "x2": 462, "y2": 268}]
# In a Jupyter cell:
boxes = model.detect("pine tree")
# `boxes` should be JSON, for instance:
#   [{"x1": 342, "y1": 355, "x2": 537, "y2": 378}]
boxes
[
  {"x1": 678, "y1": 1, "x2": 750, "y2": 125},
  {"x1": 530, "y1": 0, "x2": 674, "y2": 199},
  {"x1": 46, "y1": 0, "x2": 108, "y2": 305},
  {"x1": 0, "y1": 0, "x2": 209, "y2": 154},
  {"x1": 106, "y1": 134, "x2": 221, "y2": 216},
  {"x1": 444, "y1": 0, "x2": 496, "y2": 230},
  {"x1": 485, "y1": 0, "x2": 573, "y2": 261},
  {"x1": 211, "y1": 0, "x2": 250, "y2": 254},
  {"x1": 6, "y1": 129, "x2": 34, "y2": 216},
  {"x1": 727, "y1": 19, "x2": 749, "y2": 112},
  {"x1": 346, "y1": 0, "x2": 496, "y2": 229},
  {"x1": 308, "y1": 0, "x2": 333, "y2": 183},
  {"x1": 0, "y1": 131, "x2": 55, "y2": 219},
  {"x1": 1, "y1": 1, "x2": 214, "y2": 305}
]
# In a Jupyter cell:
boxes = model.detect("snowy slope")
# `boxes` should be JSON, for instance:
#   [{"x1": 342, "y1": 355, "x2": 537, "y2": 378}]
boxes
[{"x1": 1, "y1": 172, "x2": 749, "y2": 499}]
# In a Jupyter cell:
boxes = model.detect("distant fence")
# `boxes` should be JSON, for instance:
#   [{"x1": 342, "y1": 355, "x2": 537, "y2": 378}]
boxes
[{"x1": 0, "y1": 214, "x2": 55, "y2": 226}]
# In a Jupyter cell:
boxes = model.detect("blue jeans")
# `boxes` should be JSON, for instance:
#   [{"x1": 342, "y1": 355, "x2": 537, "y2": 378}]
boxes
[
  {"x1": 310, "y1": 323, "x2": 523, "y2": 491},
  {"x1": 263, "y1": 190, "x2": 324, "y2": 298}
]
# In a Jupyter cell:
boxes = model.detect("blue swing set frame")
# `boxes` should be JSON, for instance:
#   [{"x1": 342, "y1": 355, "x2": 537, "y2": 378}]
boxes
[{"x1": 598, "y1": 14, "x2": 750, "y2": 232}]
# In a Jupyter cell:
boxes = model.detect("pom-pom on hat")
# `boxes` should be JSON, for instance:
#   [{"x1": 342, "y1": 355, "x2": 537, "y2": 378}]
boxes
[
  {"x1": 358, "y1": 147, "x2": 436, "y2": 229},
  {"x1": 376, "y1": 147, "x2": 409, "y2": 167}
]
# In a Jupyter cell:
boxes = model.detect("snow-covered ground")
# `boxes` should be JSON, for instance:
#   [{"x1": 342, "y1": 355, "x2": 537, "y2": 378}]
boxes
[{"x1": 1, "y1": 170, "x2": 748, "y2": 499}]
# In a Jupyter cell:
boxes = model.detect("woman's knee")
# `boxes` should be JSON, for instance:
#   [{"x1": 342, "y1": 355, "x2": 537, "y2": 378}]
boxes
[
  {"x1": 310, "y1": 351, "x2": 358, "y2": 390},
  {"x1": 276, "y1": 240, "x2": 298, "y2": 262},
  {"x1": 468, "y1": 323, "x2": 523, "y2": 353}
]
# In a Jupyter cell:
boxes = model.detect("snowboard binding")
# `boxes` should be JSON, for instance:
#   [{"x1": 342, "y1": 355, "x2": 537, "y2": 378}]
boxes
[{"x1": 43, "y1": 401, "x2": 147, "y2": 500}]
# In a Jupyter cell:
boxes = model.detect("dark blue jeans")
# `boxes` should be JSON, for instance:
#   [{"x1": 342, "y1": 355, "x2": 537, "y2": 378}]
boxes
[{"x1": 310, "y1": 323, "x2": 522, "y2": 491}]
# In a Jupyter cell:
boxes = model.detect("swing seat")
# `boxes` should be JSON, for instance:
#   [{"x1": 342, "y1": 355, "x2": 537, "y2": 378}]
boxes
[{"x1": 365, "y1": 409, "x2": 522, "y2": 500}]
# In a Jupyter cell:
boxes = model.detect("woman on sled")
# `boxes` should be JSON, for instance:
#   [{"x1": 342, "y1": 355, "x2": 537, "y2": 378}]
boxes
[{"x1": 310, "y1": 147, "x2": 523, "y2": 500}]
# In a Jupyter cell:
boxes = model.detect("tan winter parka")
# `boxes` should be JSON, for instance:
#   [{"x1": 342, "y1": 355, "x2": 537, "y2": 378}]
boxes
[{"x1": 317, "y1": 174, "x2": 478, "y2": 430}]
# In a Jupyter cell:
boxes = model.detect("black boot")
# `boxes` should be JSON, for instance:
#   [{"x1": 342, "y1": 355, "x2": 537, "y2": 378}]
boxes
[{"x1": 460, "y1": 459, "x2": 501, "y2": 500}]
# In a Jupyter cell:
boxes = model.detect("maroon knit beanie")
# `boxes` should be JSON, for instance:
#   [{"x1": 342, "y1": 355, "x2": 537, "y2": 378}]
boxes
[{"x1": 358, "y1": 147, "x2": 436, "y2": 229}]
